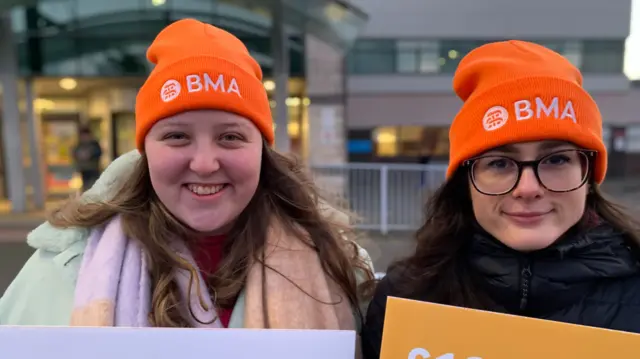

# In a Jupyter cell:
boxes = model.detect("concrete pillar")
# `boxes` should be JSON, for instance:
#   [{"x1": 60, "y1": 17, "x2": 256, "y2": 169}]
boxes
[
  {"x1": 25, "y1": 78, "x2": 45, "y2": 209},
  {"x1": 0, "y1": 13, "x2": 27, "y2": 212},
  {"x1": 271, "y1": 1, "x2": 290, "y2": 152},
  {"x1": 304, "y1": 35, "x2": 347, "y2": 197},
  {"x1": 304, "y1": 35, "x2": 347, "y2": 165}
]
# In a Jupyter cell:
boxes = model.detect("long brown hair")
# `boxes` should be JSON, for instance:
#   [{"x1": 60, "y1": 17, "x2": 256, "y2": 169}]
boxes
[
  {"x1": 48, "y1": 143, "x2": 374, "y2": 327},
  {"x1": 388, "y1": 167, "x2": 640, "y2": 310}
]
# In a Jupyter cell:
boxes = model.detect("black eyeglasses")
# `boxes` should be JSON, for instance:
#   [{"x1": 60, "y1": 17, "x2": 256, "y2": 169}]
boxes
[{"x1": 463, "y1": 149, "x2": 596, "y2": 196}]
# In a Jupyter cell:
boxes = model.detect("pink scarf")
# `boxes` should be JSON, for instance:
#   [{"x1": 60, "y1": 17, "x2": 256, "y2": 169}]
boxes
[{"x1": 70, "y1": 216, "x2": 357, "y2": 332}]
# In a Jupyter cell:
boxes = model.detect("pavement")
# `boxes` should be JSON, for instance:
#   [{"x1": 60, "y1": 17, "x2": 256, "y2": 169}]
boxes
[
  {"x1": 357, "y1": 232, "x2": 415, "y2": 273},
  {"x1": 0, "y1": 243, "x2": 36, "y2": 294}
]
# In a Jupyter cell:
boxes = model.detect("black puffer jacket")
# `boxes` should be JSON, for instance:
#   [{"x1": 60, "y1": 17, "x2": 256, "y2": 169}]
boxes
[{"x1": 361, "y1": 224, "x2": 640, "y2": 359}]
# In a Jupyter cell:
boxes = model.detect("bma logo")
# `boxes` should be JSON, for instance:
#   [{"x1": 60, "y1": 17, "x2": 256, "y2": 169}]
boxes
[
  {"x1": 408, "y1": 348, "x2": 482, "y2": 359},
  {"x1": 186, "y1": 73, "x2": 242, "y2": 98},
  {"x1": 514, "y1": 97, "x2": 576, "y2": 123},
  {"x1": 161, "y1": 79, "x2": 181, "y2": 102},
  {"x1": 482, "y1": 105, "x2": 508, "y2": 132}
]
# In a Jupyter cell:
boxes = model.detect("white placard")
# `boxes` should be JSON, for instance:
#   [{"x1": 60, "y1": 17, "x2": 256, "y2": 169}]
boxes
[{"x1": 0, "y1": 326, "x2": 356, "y2": 359}]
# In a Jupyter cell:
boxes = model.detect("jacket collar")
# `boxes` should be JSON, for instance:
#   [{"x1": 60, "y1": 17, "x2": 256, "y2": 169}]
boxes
[{"x1": 466, "y1": 224, "x2": 640, "y2": 315}]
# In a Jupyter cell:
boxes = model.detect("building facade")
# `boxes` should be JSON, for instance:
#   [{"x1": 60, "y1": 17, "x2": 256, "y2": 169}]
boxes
[
  {"x1": 0, "y1": 0, "x2": 366, "y2": 212},
  {"x1": 344, "y1": 0, "x2": 639, "y2": 178},
  {"x1": 1, "y1": 0, "x2": 639, "y2": 212}
]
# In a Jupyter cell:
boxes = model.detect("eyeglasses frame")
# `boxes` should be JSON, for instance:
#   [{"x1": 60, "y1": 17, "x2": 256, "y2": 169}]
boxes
[{"x1": 462, "y1": 149, "x2": 597, "y2": 196}]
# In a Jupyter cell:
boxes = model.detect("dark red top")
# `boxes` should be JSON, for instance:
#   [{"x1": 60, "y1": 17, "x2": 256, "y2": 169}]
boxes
[{"x1": 191, "y1": 235, "x2": 236, "y2": 327}]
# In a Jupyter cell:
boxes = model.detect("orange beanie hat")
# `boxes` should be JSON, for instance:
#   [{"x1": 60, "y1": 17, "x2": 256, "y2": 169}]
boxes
[
  {"x1": 448, "y1": 40, "x2": 607, "y2": 183},
  {"x1": 135, "y1": 19, "x2": 273, "y2": 150}
]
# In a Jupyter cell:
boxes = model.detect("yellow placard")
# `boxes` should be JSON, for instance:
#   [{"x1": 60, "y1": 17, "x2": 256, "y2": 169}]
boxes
[{"x1": 380, "y1": 296, "x2": 640, "y2": 359}]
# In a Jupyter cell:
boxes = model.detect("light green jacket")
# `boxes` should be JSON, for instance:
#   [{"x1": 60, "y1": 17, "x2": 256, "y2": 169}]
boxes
[{"x1": 0, "y1": 150, "x2": 373, "y2": 327}]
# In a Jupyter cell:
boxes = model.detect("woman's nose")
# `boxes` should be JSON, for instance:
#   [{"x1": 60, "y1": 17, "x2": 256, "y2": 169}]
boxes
[
  {"x1": 511, "y1": 167, "x2": 544, "y2": 198},
  {"x1": 189, "y1": 147, "x2": 221, "y2": 175}
]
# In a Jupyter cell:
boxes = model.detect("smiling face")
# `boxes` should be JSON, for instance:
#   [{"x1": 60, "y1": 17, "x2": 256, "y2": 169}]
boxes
[
  {"x1": 144, "y1": 110, "x2": 263, "y2": 234},
  {"x1": 468, "y1": 141, "x2": 590, "y2": 251}
]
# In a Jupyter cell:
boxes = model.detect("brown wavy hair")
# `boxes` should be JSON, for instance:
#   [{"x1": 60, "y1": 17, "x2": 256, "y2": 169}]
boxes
[
  {"x1": 48, "y1": 143, "x2": 374, "y2": 327},
  {"x1": 388, "y1": 167, "x2": 640, "y2": 310}
]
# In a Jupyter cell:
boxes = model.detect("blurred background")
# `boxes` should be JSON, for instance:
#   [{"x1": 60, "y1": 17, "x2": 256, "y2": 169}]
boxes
[{"x1": 0, "y1": 0, "x2": 639, "y2": 291}]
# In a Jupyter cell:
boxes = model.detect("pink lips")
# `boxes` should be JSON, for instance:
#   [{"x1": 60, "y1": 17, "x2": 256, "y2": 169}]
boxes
[{"x1": 503, "y1": 211, "x2": 551, "y2": 226}]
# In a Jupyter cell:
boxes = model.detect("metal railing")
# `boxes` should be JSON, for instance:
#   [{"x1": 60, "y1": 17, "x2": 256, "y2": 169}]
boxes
[{"x1": 310, "y1": 163, "x2": 448, "y2": 234}]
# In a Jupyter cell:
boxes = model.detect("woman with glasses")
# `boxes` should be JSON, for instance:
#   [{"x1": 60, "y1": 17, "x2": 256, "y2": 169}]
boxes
[{"x1": 361, "y1": 40, "x2": 640, "y2": 359}]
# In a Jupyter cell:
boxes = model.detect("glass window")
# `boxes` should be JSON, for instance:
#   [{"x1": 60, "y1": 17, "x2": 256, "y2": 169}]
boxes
[
  {"x1": 349, "y1": 38, "x2": 626, "y2": 75},
  {"x1": 42, "y1": 114, "x2": 81, "y2": 195},
  {"x1": 438, "y1": 40, "x2": 488, "y2": 73},
  {"x1": 37, "y1": 0, "x2": 75, "y2": 25},
  {"x1": 373, "y1": 126, "x2": 398, "y2": 157},
  {"x1": 396, "y1": 40, "x2": 439, "y2": 74},
  {"x1": 41, "y1": 37, "x2": 78, "y2": 76},
  {"x1": 536, "y1": 40, "x2": 564, "y2": 53},
  {"x1": 602, "y1": 126, "x2": 611, "y2": 152},
  {"x1": 534, "y1": 40, "x2": 583, "y2": 68},
  {"x1": 396, "y1": 41, "x2": 419, "y2": 73},
  {"x1": 113, "y1": 112, "x2": 136, "y2": 158},
  {"x1": 12, "y1": 1, "x2": 300, "y2": 77},
  {"x1": 623, "y1": 126, "x2": 640, "y2": 153},
  {"x1": 398, "y1": 125, "x2": 423, "y2": 142},
  {"x1": 418, "y1": 127, "x2": 449, "y2": 156},
  {"x1": 418, "y1": 42, "x2": 440, "y2": 73},
  {"x1": 432, "y1": 128, "x2": 450, "y2": 156},
  {"x1": 75, "y1": 0, "x2": 141, "y2": 19},
  {"x1": 9, "y1": 7, "x2": 26, "y2": 33},
  {"x1": 581, "y1": 40, "x2": 624, "y2": 73},
  {"x1": 169, "y1": 0, "x2": 217, "y2": 13},
  {"x1": 562, "y1": 41, "x2": 583, "y2": 68},
  {"x1": 348, "y1": 39, "x2": 396, "y2": 74},
  {"x1": 397, "y1": 125, "x2": 424, "y2": 156}
]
